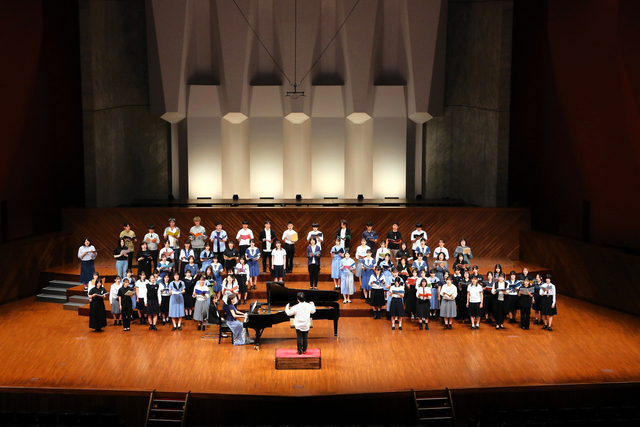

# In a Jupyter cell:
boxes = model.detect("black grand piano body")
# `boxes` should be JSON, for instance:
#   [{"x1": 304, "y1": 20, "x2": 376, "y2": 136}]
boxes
[{"x1": 244, "y1": 282, "x2": 340, "y2": 347}]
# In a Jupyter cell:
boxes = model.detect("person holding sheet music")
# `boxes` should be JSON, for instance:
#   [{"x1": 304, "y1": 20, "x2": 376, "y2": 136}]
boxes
[
  {"x1": 396, "y1": 242, "x2": 412, "y2": 264},
  {"x1": 453, "y1": 253, "x2": 468, "y2": 274},
  {"x1": 223, "y1": 241, "x2": 239, "y2": 273},
  {"x1": 157, "y1": 253, "x2": 173, "y2": 281},
  {"x1": 183, "y1": 269, "x2": 196, "y2": 320},
  {"x1": 386, "y1": 222, "x2": 402, "y2": 264},
  {"x1": 539, "y1": 274, "x2": 557, "y2": 332},
  {"x1": 209, "y1": 222, "x2": 228, "y2": 270},
  {"x1": 457, "y1": 270, "x2": 472, "y2": 322},
  {"x1": 200, "y1": 242, "x2": 214, "y2": 273},
  {"x1": 78, "y1": 238, "x2": 97, "y2": 291},
  {"x1": 209, "y1": 258, "x2": 224, "y2": 300},
  {"x1": 440, "y1": 276, "x2": 458, "y2": 329},
  {"x1": 453, "y1": 238, "x2": 473, "y2": 265},
  {"x1": 427, "y1": 269, "x2": 441, "y2": 318},
  {"x1": 109, "y1": 276, "x2": 122, "y2": 326},
  {"x1": 236, "y1": 220, "x2": 254, "y2": 262},
  {"x1": 415, "y1": 238, "x2": 431, "y2": 260},
  {"x1": 492, "y1": 273, "x2": 509, "y2": 329},
  {"x1": 405, "y1": 268, "x2": 419, "y2": 319},
  {"x1": 368, "y1": 265, "x2": 386, "y2": 319},
  {"x1": 410, "y1": 223, "x2": 427, "y2": 259},
  {"x1": 432, "y1": 252, "x2": 447, "y2": 281},
  {"x1": 307, "y1": 223, "x2": 324, "y2": 249},
  {"x1": 335, "y1": 220, "x2": 352, "y2": 254},
  {"x1": 433, "y1": 239, "x2": 449, "y2": 261},
  {"x1": 221, "y1": 273, "x2": 240, "y2": 304},
  {"x1": 135, "y1": 271, "x2": 149, "y2": 325},
  {"x1": 245, "y1": 240, "x2": 260, "y2": 290},
  {"x1": 397, "y1": 257, "x2": 412, "y2": 283},
  {"x1": 518, "y1": 277, "x2": 534, "y2": 330},
  {"x1": 416, "y1": 270, "x2": 431, "y2": 329},
  {"x1": 379, "y1": 253, "x2": 394, "y2": 298},
  {"x1": 307, "y1": 238, "x2": 321, "y2": 290},
  {"x1": 113, "y1": 238, "x2": 129, "y2": 281},
  {"x1": 189, "y1": 217, "x2": 206, "y2": 267},
  {"x1": 184, "y1": 255, "x2": 199, "y2": 281},
  {"x1": 285, "y1": 292, "x2": 316, "y2": 354},
  {"x1": 362, "y1": 222, "x2": 378, "y2": 254},
  {"x1": 193, "y1": 274, "x2": 210, "y2": 331},
  {"x1": 259, "y1": 220, "x2": 275, "y2": 274},
  {"x1": 159, "y1": 240, "x2": 175, "y2": 275},
  {"x1": 330, "y1": 238, "x2": 345, "y2": 290},
  {"x1": 467, "y1": 276, "x2": 484, "y2": 330},
  {"x1": 179, "y1": 240, "x2": 194, "y2": 279},
  {"x1": 159, "y1": 273, "x2": 171, "y2": 325},
  {"x1": 361, "y1": 249, "x2": 375, "y2": 303},
  {"x1": 234, "y1": 256, "x2": 250, "y2": 305},
  {"x1": 143, "y1": 225, "x2": 160, "y2": 271},
  {"x1": 88, "y1": 278, "x2": 108, "y2": 332},
  {"x1": 169, "y1": 272, "x2": 185, "y2": 331},
  {"x1": 163, "y1": 218, "x2": 180, "y2": 264},
  {"x1": 412, "y1": 252, "x2": 428, "y2": 276},
  {"x1": 117, "y1": 278, "x2": 135, "y2": 331},
  {"x1": 355, "y1": 238, "x2": 369, "y2": 281},
  {"x1": 532, "y1": 273, "x2": 543, "y2": 325},
  {"x1": 282, "y1": 222, "x2": 298, "y2": 274},
  {"x1": 145, "y1": 275, "x2": 161, "y2": 331},
  {"x1": 375, "y1": 240, "x2": 391, "y2": 264},
  {"x1": 389, "y1": 277, "x2": 405, "y2": 330},
  {"x1": 340, "y1": 251, "x2": 356, "y2": 304},
  {"x1": 506, "y1": 271, "x2": 521, "y2": 324},
  {"x1": 483, "y1": 271, "x2": 495, "y2": 324},
  {"x1": 136, "y1": 241, "x2": 153, "y2": 278},
  {"x1": 120, "y1": 223, "x2": 136, "y2": 271},
  {"x1": 271, "y1": 241, "x2": 287, "y2": 282}
]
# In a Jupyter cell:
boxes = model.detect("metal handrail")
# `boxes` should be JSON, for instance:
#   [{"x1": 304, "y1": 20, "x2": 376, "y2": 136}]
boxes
[
  {"x1": 447, "y1": 387, "x2": 457, "y2": 427},
  {"x1": 143, "y1": 389, "x2": 156, "y2": 427}
]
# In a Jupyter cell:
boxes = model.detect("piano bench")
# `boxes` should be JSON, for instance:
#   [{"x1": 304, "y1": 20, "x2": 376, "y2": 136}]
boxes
[{"x1": 218, "y1": 321, "x2": 233, "y2": 344}]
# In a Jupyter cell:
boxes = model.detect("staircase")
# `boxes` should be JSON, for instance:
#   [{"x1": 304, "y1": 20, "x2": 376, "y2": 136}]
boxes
[
  {"x1": 145, "y1": 390, "x2": 190, "y2": 427},
  {"x1": 414, "y1": 388, "x2": 456, "y2": 427},
  {"x1": 35, "y1": 280, "x2": 79, "y2": 304}
]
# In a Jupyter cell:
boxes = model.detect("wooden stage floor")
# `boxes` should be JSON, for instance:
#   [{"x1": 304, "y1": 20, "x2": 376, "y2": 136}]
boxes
[{"x1": 1, "y1": 292, "x2": 640, "y2": 396}]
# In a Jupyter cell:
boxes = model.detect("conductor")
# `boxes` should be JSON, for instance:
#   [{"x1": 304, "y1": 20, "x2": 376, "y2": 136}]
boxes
[{"x1": 285, "y1": 292, "x2": 316, "y2": 354}]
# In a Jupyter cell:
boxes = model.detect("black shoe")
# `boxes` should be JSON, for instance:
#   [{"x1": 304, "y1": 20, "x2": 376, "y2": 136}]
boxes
[
  {"x1": 114, "y1": 320, "x2": 117, "y2": 326},
  {"x1": 118, "y1": 320, "x2": 122, "y2": 325},
  {"x1": 509, "y1": 318, "x2": 516, "y2": 324},
  {"x1": 499, "y1": 325, "x2": 505, "y2": 329},
  {"x1": 197, "y1": 325, "x2": 202, "y2": 331},
  {"x1": 398, "y1": 326, "x2": 402, "y2": 330},
  {"x1": 178, "y1": 326, "x2": 182, "y2": 331},
  {"x1": 392, "y1": 325, "x2": 395, "y2": 330},
  {"x1": 542, "y1": 325, "x2": 548, "y2": 330},
  {"x1": 496, "y1": 325, "x2": 500, "y2": 330},
  {"x1": 548, "y1": 327, "x2": 553, "y2": 332},
  {"x1": 298, "y1": 350, "x2": 302, "y2": 355},
  {"x1": 302, "y1": 350, "x2": 306, "y2": 354},
  {"x1": 202, "y1": 325, "x2": 206, "y2": 331},
  {"x1": 149, "y1": 325, "x2": 153, "y2": 330},
  {"x1": 171, "y1": 326, "x2": 177, "y2": 331},
  {"x1": 534, "y1": 319, "x2": 539, "y2": 325},
  {"x1": 419, "y1": 323, "x2": 423, "y2": 330},
  {"x1": 425, "y1": 324, "x2": 429, "y2": 330}
]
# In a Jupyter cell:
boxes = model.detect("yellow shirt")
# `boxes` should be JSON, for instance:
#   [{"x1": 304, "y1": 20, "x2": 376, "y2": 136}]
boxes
[{"x1": 120, "y1": 230, "x2": 136, "y2": 250}]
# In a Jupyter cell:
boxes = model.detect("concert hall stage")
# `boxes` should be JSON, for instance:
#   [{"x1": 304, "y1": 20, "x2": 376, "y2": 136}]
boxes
[{"x1": 3, "y1": 281, "x2": 640, "y2": 397}]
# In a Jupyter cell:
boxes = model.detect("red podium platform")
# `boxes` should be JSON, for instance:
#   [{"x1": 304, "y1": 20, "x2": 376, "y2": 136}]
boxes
[{"x1": 275, "y1": 348, "x2": 322, "y2": 370}]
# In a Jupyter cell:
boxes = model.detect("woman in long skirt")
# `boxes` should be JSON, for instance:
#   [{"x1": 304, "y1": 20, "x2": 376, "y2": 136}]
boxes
[
  {"x1": 369, "y1": 266, "x2": 386, "y2": 319},
  {"x1": 340, "y1": 251, "x2": 356, "y2": 303},
  {"x1": 404, "y1": 269, "x2": 419, "y2": 319},
  {"x1": 539, "y1": 274, "x2": 558, "y2": 331},
  {"x1": 483, "y1": 271, "x2": 495, "y2": 324},
  {"x1": 79, "y1": 238, "x2": 97, "y2": 291},
  {"x1": 88, "y1": 279, "x2": 108, "y2": 332},
  {"x1": 492, "y1": 273, "x2": 508, "y2": 329},
  {"x1": 210, "y1": 257, "x2": 224, "y2": 300},
  {"x1": 355, "y1": 238, "x2": 369, "y2": 279},
  {"x1": 193, "y1": 274, "x2": 210, "y2": 331},
  {"x1": 109, "y1": 276, "x2": 122, "y2": 326},
  {"x1": 159, "y1": 273, "x2": 171, "y2": 325},
  {"x1": 361, "y1": 250, "x2": 375, "y2": 303},
  {"x1": 330, "y1": 239, "x2": 345, "y2": 290},
  {"x1": 145, "y1": 275, "x2": 161, "y2": 331},
  {"x1": 439, "y1": 276, "x2": 458, "y2": 329},
  {"x1": 183, "y1": 269, "x2": 196, "y2": 320},
  {"x1": 389, "y1": 277, "x2": 405, "y2": 330},
  {"x1": 246, "y1": 240, "x2": 261, "y2": 290},
  {"x1": 427, "y1": 269, "x2": 441, "y2": 317},
  {"x1": 223, "y1": 294, "x2": 250, "y2": 345},
  {"x1": 169, "y1": 272, "x2": 185, "y2": 331},
  {"x1": 415, "y1": 272, "x2": 431, "y2": 330}
]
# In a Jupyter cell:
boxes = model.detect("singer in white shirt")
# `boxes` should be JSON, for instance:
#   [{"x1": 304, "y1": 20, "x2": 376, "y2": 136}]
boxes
[{"x1": 285, "y1": 292, "x2": 316, "y2": 354}]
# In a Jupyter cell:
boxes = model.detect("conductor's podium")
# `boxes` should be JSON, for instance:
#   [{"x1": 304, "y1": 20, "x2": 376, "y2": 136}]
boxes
[{"x1": 275, "y1": 348, "x2": 321, "y2": 370}]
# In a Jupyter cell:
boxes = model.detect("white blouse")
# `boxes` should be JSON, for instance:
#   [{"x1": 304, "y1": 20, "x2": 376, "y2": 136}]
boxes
[
  {"x1": 272, "y1": 248, "x2": 286, "y2": 265},
  {"x1": 467, "y1": 284, "x2": 483, "y2": 303},
  {"x1": 440, "y1": 284, "x2": 458, "y2": 301}
]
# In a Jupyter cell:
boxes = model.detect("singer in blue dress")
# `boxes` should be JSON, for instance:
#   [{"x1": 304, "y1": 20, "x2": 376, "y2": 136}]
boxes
[
  {"x1": 168, "y1": 276, "x2": 185, "y2": 330},
  {"x1": 339, "y1": 253, "x2": 356, "y2": 303},
  {"x1": 245, "y1": 241, "x2": 260, "y2": 290},
  {"x1": 379, "y1": 254, "x2": 394, "y2": 289},
  {"x1": 330, "y1": 239, "x2": 345, "y2": 290}
]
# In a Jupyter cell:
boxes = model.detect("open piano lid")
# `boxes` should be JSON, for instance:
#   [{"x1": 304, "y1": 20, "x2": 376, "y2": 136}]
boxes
[{"x1": 266, "y1": 281, "x2": 339, "y2": 305}]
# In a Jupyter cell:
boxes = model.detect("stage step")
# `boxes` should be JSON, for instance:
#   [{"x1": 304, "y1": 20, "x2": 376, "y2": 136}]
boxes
[
  {"x1": 35, "y1": 293, "x2": 67, "y2": 303},
  {"x1": 49, "y1": 279, "x2": 81, "y2": 288},
  {"x1": 414, "y1": 390, "x2": 456, "y2": 427},
  {"x1": 63, "y1": 302, "x2": 86, "y2": 311},
  {"x1": 146, "y1": 391, "x2": 189, "y2": 427},
  {"x1": 36, "y1": 279, "x2": 83, "y2": 304}
]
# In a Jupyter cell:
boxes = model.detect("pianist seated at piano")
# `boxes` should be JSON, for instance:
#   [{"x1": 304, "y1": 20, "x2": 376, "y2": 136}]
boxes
[{"x1": 223, "y1": 294, "x2": 254, "y2": 345}]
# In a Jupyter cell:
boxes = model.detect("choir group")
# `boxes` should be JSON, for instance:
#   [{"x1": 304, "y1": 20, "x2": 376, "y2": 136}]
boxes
[{"x1": 78, "y1": 217, "x2": 558, "y2": 339}]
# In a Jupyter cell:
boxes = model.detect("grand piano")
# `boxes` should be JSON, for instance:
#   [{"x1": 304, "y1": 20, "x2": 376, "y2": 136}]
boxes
[{"x1": 243, "y1": 282, "x2": 340, "y2": 349}]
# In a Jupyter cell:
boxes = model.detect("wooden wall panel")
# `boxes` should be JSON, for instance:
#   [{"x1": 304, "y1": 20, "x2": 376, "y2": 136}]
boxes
[
  {"x1": 520, "y1": 230, "x2": 640, "y2": 316},
  {"x1": 61, "y1": 207, "x2": 529, "y2": 260},
  {"x1": 0, "y1": 231, "x2": 75, "y2": 305}
]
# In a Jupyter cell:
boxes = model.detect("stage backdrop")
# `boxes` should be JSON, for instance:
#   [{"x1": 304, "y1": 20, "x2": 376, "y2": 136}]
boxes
[{"x1": 61, "y1": 207, "x2": 530, "y2": 260}]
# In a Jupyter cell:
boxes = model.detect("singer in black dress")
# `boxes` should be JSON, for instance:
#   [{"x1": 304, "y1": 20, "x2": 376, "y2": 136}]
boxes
[{"x1": 88, "y1": 281, "x2": 108, "y2": 332}]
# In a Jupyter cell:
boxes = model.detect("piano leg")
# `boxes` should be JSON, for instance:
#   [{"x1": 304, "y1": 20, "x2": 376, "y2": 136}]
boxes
[
  {"x1": 253, "y1": 328, "x2": 265, "y2": 350},
  {"x1": 333, "y1": 318, "x2": 339, "y2": 341}
]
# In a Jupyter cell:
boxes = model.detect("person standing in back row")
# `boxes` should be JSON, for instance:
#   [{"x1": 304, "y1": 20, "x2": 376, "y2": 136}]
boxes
[
  {"x1": 189, "y1": 216, "x2": 207, "y2": 269},
  {"x1": 386, "y1": 222, "x2": 402, "y2": 265},
  {"x1": 282, "y1": 221, "x2": 297, "y2": 274},
  {"x1": 285, "y1": 292, "x2": 316, "y2": 354},
  {"x1": 120, "y1": 223, "x2": 136, "y2": 271},
  {"x1": 259, "y1": 220, "x2": 275, "y2": 274}
]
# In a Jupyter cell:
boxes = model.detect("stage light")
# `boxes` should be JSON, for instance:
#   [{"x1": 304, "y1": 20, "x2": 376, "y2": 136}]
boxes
[
  {"x1": 296, "y1": 194, "x2": 302, "y2": 200},
  {"x1": 385, "y1": 196, "x2": 399, "y2": 199},
  {"x1": 233, "y1": 194, "x2": 239, "y2": 200},
  {"x1": 357, "y1": 194, "x2": 364, "y2": 200},
  {"x1": 324, "y1": 197, "x2": 338, "y2": 199},
  {"x1": 259, "y1": 197, "x2": 274, "y2": 199}
]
